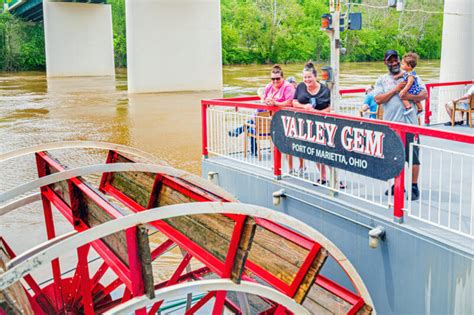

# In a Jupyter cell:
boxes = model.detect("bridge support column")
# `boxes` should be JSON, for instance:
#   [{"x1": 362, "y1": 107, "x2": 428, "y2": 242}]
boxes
[
  {"x1": 125, "y1": 0, "x2": 222, "y2": 93},
  {"x1": 43, "y1": 1, "x2": 115, "y2": 77},
  {"x1": 440, "y1": 0, "x2": 473, "y2": 82}
]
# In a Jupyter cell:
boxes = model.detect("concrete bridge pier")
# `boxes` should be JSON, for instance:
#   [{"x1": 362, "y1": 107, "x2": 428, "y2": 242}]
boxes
[
  {"x1": 440, "y1": 0, "x2": 473, "y2": 82},
  {"x1": 125, "y1": 0, "x2": 223, "y2": 93},
  {"x1": 43, "y1": 0, "x2": 115, "y2": 77}
]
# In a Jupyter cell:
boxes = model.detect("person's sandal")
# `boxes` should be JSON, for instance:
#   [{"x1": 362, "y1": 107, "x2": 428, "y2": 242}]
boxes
[{"x1": 313, "y1": 179, "x2": 328, "y2": 186}]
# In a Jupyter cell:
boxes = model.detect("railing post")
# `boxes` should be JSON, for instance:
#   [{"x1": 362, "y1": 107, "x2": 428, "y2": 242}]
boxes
[
  {"x1": 424, "y1": 84, "x2": 432, "y2": 125},
  {"x1": 393, "y1": 130, "x2": 406, "y2": 223},
  {"x1": 201, "y1": 102, "x2": 208, "y2": 158},
  {"x1": 274, "y1": 146, "x2": 282, "y2": 180}
]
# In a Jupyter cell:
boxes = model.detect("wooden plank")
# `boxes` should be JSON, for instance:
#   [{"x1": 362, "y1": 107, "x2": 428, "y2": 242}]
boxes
[
  {"x1": 163, "y1": 215, "x2": 231, "y2": 263},
  {"x1": 110, "y1": 172, "x2": 154, "y2": 208},
  {"x1": 251, "y1": 225, "x2": 309, "y2": 267},
  {"x1": 357, "y1": 304, "x2": 373, "y2": 315},
  {"x1": 188, "y1": 214, "x2": 235, "y2": 238},
  {"x1": 293, "y1": 248, "x2": 328, "y2": 304},
  {"x1": 137, "y1": 225, "x2": 155, "y2": 299},
  {"x1": 231, "y1": 216, "x2": 256, "y2": 283},
  {"x1": 304, "y1": 283, "x2": 352, "y2": 314},
  {"x1": 301, "y1": 296, "x2": 334, "y2": 315},
  {"x1": 166, "y1": 213, "x2": 255, "y2": 283},
  {"x1": 107, "y1": 151, "x2": 156, "y2": 208},
  {"x1": 247, "y1": 226, "x2": 309, "y2": 285},
  {"x1": 43, "y1": 159, "x2": 71, "y2": 206},
  {"x1": 156, "y1": 185, "x2": 194, "y2": 206},
  {"x1": 81, "y1": 192, "x2": 130, "y2": 266},
  {"x1": 0, "y1": 244, "x2": 35, "y2": 315}
]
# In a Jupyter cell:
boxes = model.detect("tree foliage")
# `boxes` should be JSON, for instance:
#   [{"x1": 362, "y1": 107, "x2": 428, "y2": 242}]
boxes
[
  {"x1": 0, "y1": 13, "x2": 45, "y2": 71},
  {"x1": 221, "y1": 0, "x2": 444, "y2": 64},
  {"x1": 0, "y1": 0, "x2": 445, "y2": 70},
  {"x1": 109, "y1": 0, "x2": 127, "y2": 67}
]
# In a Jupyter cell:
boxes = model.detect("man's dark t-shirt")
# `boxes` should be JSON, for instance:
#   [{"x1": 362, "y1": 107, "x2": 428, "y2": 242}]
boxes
[{"x1": 293, "y1": 82, "x2": 331, "y2": 110}]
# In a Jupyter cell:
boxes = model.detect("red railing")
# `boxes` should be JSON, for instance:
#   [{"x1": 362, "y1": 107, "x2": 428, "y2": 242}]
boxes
[
  {"x1": 201, "y1": 93, "x2": 474, "y2": 223},
  {"x1": 425, "y1": 80, "x2": 473, "y2": 125}
]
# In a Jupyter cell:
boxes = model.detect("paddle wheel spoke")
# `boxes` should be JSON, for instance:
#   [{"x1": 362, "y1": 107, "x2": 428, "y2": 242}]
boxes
[
  {"x1": 184, "y1": 291, "x2": 216, "y2": 314},
  {"x1": 77, "y1": 245, "x2": 94, "y2": 315},
  {"x1": 91, "y1": 261, "x2": 110, "y2": 287},
  {"x1": 93, "y1": 277, "x2": 122, "y2": 305},
  {"x1": 150, "y1": 239, "x2": 175, "y2": 261},
  {"x1": 211, "y1": 291, "x2": 227, "y2": 315},
  {"x1": 121, "y1": 288, "x2": 132, "y2": 303},
  {"x1": 274, "y1": 305, "x2": 290, "y2": 315},
  {"x1": 148, "y1": 252, "x2": 193, "y2": 314}
]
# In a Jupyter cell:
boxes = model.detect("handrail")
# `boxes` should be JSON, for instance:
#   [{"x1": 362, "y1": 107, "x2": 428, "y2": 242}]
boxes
[
  {"x1": 201, "y1": 99, "x2": 474, "y2": 144},
  {"x1": 340, "y1": 88, "x2": 365, "y2": 95},
  {"x1": 425, "y1": 80, "x2": 473, "y2": 88},
  {"x1": 201, "y1": 88, "x2": 474, "y2": 223},
  {"x1": 424, "y1": 80, "x2": 473, "y2": 125}
]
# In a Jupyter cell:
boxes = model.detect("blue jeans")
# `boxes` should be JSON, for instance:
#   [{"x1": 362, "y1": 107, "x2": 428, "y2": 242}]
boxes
[{"x1": 230, "y1": 122, "x2": 257, "y2": 156}]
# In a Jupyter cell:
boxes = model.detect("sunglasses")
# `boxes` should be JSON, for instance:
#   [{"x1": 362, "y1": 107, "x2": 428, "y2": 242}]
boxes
[{"x1": 271, "y1": 77, "x2": 282, "y2": 81}]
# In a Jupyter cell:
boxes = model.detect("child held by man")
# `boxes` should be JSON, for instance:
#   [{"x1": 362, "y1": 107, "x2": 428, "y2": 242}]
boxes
[{"x1": 396, "y1": 52, "x2": 424, "y2": 116}]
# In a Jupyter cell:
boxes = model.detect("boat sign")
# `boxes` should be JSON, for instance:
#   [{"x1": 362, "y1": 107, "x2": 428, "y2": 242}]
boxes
[{"x1": 271, "y1": 110, "x2": 405, "y2": 180}]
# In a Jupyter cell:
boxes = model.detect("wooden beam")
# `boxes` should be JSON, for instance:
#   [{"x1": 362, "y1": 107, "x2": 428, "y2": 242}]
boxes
[
  {"x1": 0, "y1": 244, "x2": 35, "y2": 315},
  {"x1": 293, "y1": 248, "x2": 328, "y2": 304}
]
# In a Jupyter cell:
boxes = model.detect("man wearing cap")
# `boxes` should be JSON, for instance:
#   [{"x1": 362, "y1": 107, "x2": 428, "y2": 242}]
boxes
[{"x1": 374, "y1": 50, "x2": 428, "y2": 201}]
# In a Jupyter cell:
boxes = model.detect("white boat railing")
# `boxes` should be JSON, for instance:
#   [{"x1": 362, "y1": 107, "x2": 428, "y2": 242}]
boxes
[
  {"x1": 406, "y1": 143, "x2": 474, "y2": 238},
  {"x1": 207, "y1": 106, "x2": 273, "y2": 171}
]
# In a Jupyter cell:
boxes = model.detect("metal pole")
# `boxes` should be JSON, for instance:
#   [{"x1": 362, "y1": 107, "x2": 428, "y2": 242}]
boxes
[
  {"x1": 329, "y1": 1, "x2": 341, "y2": 194},
  {"x1": 330, "y1": 1, "x2": 340, "y2": 114}
]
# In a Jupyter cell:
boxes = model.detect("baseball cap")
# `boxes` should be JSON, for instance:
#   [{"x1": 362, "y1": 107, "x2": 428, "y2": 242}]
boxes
[
  {"x1": 384, "y1": 50, "x2": 399, "y2": 62},
  {"x1": 287, "y1": 76, "x2": 296, "y2": 83}
]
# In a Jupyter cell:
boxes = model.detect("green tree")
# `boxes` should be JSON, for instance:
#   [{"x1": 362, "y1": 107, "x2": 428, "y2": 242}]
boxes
[
  {"x1": 109, "y1": 0, "x2": 127, "y2": 68},
  {"x1": 0, "y1": 13, "x2": 45, "y2": 71},
  {"x1": 0, "y1": 0, "x2": 446, "y2": 70}
]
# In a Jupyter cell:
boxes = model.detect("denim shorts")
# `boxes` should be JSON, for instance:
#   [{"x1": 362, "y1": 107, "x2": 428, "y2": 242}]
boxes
[
  {"x1": 457, "y1": 102, "x2": 470, "y2": 110},
  {"x1": 405, "y1": 134, "x2": 420, "y2": 165}
]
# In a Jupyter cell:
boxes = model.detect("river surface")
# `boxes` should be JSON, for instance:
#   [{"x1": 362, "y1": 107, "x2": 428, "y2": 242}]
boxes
[
  {"x1": 1, "y1": 61, "x2": 440, "y2": 176},
  {"x1": 0, "y1": 61, "x2": 441, "y2": 284}
]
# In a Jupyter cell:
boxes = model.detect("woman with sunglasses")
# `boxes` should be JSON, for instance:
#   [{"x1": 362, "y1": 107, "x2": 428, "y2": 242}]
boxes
[
  {"x1": 229, "y1": 65, "x2": 294, "y2": 157},
  {"x1": 262, "y1": 64, "x2": 295, "y2": 106},
  {"x1": 229, "y1": 64, "x2": 294, "y2": 138},
  {"x1": 292, "y1": 62, "x2": 344, "y2": 188}
]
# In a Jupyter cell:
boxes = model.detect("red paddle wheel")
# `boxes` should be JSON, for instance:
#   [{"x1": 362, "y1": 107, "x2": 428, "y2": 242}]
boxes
[{"x1": 0, "y1": 146, "x2": 373, "y2": 314}]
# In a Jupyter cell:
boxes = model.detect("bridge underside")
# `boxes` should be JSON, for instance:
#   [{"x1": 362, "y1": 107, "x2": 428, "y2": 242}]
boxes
[{"x1": 8, "y1": 0, "x2": 106, "y2": 21}]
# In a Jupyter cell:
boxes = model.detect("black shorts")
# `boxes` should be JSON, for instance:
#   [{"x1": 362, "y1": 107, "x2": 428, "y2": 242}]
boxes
[{"x1": 405, "y1": 134, "x2": 420, "y2": 165}]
